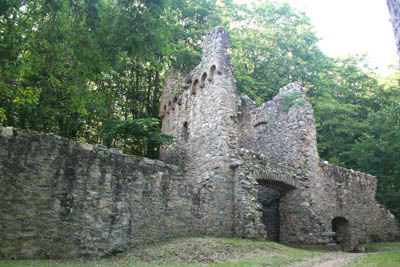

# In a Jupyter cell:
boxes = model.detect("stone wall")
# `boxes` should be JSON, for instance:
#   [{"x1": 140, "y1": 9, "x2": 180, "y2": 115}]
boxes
[
  {"x1": 321, "y1": 163, "x2": 399, "y2": 246},
  {"x1": 388, "y1": 0, "x2": 400, "y2": 56},
  {"x1": 0, "y1": 126, "x2": 193, "y2": 259}
]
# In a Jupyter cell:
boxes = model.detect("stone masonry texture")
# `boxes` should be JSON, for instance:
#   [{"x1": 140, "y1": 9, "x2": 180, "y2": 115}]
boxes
[
  {"x1": 388, "y1": 0, "x2": 400, "y2": 56},
  {"x1": 1, "y1": 27, "x2": 399, "y2": 259},
  {"x1": 0, "y1": 128, "x2": 193, "y2": 258}
]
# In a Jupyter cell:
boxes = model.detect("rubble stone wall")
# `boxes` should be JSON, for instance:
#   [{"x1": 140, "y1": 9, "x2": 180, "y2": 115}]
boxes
[
  {"x1": 0, "y1": 127, "x2": 192, "y2": 259},
  {"x1": 322, "y1": 163, "x2": 399, "y2": 246}
]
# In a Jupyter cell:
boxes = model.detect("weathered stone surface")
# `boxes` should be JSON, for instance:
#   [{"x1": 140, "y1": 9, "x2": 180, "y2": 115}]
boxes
[
  {"x1": 230, "y1": 160, "x2": 243, "y2": 169},
  {"x1": 0, "y1": 127, "x2": 193, "y2": 259},
  {"x1": 326, "y1": 243, "x2": 337, "y2": 248},
  {"x1": 160, "y1": 27, "x2": 239, "y2": 237},
  {"x1": 1, "y1": 126, "x2": 13, "y2": 137},
  {"x1": 321, "y1": 232, "x2": 336, "y2": 237}
]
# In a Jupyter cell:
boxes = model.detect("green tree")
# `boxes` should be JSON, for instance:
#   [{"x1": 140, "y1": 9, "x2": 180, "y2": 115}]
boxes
[
  {"x1": 308, "y1": 56, "x2": 380, "y2": 166},
  {"x1": 221, "y1": 0, "x2": 326, "y2": 101}
]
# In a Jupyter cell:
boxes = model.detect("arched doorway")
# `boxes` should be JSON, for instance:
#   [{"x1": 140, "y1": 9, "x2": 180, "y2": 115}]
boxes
[{"x1": 332, "y1": 217, "x2": 352, "y2": 251}]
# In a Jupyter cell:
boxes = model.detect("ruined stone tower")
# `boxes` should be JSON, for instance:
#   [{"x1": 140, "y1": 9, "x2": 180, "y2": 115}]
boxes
[
  {"x1": 160, "y1": 27, "x2": 400, "y2": 250},
  {"x1": 160, "y1": 27, "x2": 240, "y2": 236}
]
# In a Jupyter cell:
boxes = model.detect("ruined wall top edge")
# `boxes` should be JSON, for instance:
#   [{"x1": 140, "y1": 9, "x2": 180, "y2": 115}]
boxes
[
  {"x1": 0, "y1": 125, "x2": 177, "y2": 171},
  {"x1": 159, "y1": 26, "x2": 234, "y2": 118}
]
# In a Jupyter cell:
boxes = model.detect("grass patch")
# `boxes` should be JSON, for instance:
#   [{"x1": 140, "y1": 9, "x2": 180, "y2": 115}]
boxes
[
  {"x1": 344, "y1": 242, "x2": 400, "y2": 267},
  {"x1": 5, "y1": 239, "x2": 399, "y2": 267},
  {"x1": 280, "y1": 91, "x2": 304, "y2": 112},
  {"x1": 362, "y1": 242, "x2": 400, "y2": 252},
  {"x1": 345, "y1": 251, "x2": 400, "y2": 267},
  {"x1": 0, "y1": 237, "x2": 322, "y2": 267}
]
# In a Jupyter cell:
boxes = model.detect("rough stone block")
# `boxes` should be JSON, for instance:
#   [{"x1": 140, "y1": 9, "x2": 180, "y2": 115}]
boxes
[
  {"x1": 326, "y1": 243, "x2": 337, "y2": 248},
  {"x1": 1, "y1": 127, "x2": 13, "y2": 137},
  {"x1": 79, "y1": 143, "x2": 94, "y2": 151},
  {"x1": 320, "y1": 232, "x2": 336, "y2": 237},
  {"x1": 95, "y1": 144, "x2": 108, "y2": 150},
  {"x1": 230, "y1": 160, "x2": 242, "y2": 168}
]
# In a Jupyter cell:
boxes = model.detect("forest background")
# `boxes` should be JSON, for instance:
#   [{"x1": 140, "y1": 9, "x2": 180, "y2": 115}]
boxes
[{"x1": 1, "y1": 0, "x2": 399, "y2": 222}]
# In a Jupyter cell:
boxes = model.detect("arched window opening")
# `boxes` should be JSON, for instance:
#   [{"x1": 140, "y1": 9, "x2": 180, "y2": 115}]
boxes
[
  {"x1": 182, "y1": 121, "x2": 189, "y2": 141},
  {"x1": 183, "y1": 76, "x2": 192, "y2": 89},
  {"x1": 177, "y1": 96, "x2": 182, "y2": 105},
  {"x1": 199, "y1": 72, "x2": 207, "y2": 88},
  {"x1": 192, "y1": 79, "x2": 198, "y2": 95},
  {"x1": 171, "y1": 97, "x2": 177, "y2": 110},
  {"x1": 208, "y1": 65, "x2": 216, "y2": 81}
]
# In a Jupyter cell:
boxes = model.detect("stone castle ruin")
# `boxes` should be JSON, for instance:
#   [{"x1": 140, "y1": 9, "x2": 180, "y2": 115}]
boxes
[
  {"x1": 0, "y1": 27, "x2": 399, "y2": 259},
  {"x1": 159, "y1": 27, "x2": 399, "y2": 249}
]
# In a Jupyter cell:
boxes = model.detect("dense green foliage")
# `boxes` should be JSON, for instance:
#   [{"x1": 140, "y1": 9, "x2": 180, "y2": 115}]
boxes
[
  {"x1": 1, "y1": 1, "x2": 399, "y2": 219},
  {"x1": 0, "y1": 0, "x2": 220, "y2": 158}
]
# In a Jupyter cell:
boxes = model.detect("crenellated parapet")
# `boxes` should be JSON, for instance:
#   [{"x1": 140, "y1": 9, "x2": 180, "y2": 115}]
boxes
[{"x1": 160, "y1": 27, "x2": 234, "y2": 120}]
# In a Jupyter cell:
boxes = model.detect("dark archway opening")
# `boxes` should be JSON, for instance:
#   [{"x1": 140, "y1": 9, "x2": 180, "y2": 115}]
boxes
[
  {"x1": 208, "y1": 65, "x2": 216, "y2": 81},
  {"x1": 332, "y1": 217, "x2": 351, "y2": 251},
  {"x1": 200, "y1": 72, "x2": 207, "y2": 88},
  {"x1": 257, "y1": 186, "x2": 281, "y2": 241},
  {"x1": 192, "y1": 79, "x2": 198, "y2": 95},
  {"x1": 182, "y1": 121, "x2": 189, "y2": 141}
]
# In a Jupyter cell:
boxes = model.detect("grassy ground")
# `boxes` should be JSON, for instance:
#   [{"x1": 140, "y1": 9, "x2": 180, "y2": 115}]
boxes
[
  {"x1": 0, "y1": 237, "x2": 323, "y2": 267},
  {"x1": 0, "y1": 238, "x2": 399, "y2": 267},
  {"x1": 344, "y1": 242, "x2": 400, "y2": 267}
]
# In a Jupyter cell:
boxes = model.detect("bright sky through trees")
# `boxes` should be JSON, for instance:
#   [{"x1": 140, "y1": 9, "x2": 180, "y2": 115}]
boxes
[{"x1": 237, "y1": 0, "x2": 398, "y2": 74}]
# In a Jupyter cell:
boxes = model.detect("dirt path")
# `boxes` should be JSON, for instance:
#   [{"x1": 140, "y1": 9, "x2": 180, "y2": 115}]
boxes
[{"x1": 289, "y1": 251, "x2": 363, "y2": 267}]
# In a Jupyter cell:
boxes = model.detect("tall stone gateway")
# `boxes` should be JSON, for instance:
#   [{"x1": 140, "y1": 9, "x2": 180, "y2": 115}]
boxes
[
  {"x1": 160, "y1": 27, "x2": 400, "y2": 251},
  {"x1": 388, "y1": 0, "x2": 400, "y2": 56}
]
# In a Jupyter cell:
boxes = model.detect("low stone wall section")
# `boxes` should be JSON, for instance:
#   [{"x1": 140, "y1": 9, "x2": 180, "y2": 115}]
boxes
[
  {"x1": 321, "y1": 163, "x2": 400, "y2": 247},
  {"x1": 0, "y1": 126, "x2": 192, "y2": 259}
]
